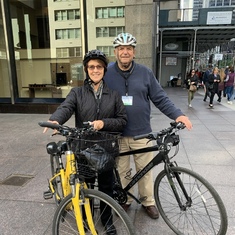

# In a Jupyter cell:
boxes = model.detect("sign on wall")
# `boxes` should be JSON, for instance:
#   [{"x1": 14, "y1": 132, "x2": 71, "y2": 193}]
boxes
[
  {"x1": 166, "y1": 57, "x2": 177, "y2": 66},
  {"x1": 207, "y1": 12, "x2": 232, "y2": 25}
]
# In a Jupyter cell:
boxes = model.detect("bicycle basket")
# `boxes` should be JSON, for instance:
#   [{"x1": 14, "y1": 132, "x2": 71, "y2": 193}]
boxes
[{"x1": 71, "y1": 132, "x2": 120, "y2": 176}]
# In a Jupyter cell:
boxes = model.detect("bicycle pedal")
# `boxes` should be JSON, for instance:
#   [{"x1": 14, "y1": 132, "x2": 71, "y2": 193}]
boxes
[{"x1": 43, "y1": 190, "x2": 53, "y2": 200}]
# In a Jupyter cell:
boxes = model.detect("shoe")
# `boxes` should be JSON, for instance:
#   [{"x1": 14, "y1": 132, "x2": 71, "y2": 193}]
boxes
[
  {"x1": 209, "y1": 104, "x2": 213, "y2": 108},
  {"x1": 227, "y1": 101, "x2": 233, "y2": 104},
  {"x1": 217, "y1": 98, "x2": 221, "y2": 102},
  {"x1": 105, "y1": 224, "x2": 117, "y2": 235},
  {"x1": 142, "y1": 205, "x2": 159, "y2": 219},
  {"x1": 203, "y1": 98, "x2": 206, "y2": 102},
  {"x1": 121, "y1": 203, "x2": 131, "y2": 212},
  {"x1": 188, "y1": 104, "x2": 192, "y2": 107}
]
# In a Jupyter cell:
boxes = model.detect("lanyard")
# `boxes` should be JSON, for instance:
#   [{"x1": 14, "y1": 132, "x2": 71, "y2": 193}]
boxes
[{"x1": 115, "y1": 62, "x2": 135, "y2": 96}]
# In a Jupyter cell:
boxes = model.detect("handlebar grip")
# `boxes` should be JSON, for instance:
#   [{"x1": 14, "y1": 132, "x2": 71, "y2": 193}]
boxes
[
  {"x1": 133, "y1": 133, "x2": 150, "y2": 140},
  {"x1": 38, "y1": 121, "x2": 61, "y2": 130}
]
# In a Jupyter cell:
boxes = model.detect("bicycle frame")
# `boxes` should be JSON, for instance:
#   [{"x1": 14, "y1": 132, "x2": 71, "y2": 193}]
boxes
[
  {"x1": 49, "y1": 150, "x2": 77, "y2": 201},
  {"x1": 115, "y1": 144, "x2": 164, "y2": 203},
  {"x1": 115, "y1": 140, "x2": 190, "y2": 208}
]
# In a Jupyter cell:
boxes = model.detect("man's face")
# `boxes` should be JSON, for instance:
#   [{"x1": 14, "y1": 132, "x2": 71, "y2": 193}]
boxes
[{"x1": 114, "y1": 46, "x2": 135, "y2": 70}]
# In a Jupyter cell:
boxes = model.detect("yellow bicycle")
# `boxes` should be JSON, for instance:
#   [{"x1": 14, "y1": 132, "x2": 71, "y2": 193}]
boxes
[{"x1": 39, "y1": 121, "x2": 135, "y2": 235}]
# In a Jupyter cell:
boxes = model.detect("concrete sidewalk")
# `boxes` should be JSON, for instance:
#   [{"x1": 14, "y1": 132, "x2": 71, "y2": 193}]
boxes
[{"x1": 0, "y1": 87, "x2": 235, "y2": 234}]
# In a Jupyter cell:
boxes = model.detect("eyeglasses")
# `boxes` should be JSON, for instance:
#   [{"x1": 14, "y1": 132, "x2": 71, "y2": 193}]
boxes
[{"x1": 87, "y1": 65, "x2": 103, "y2": 70}]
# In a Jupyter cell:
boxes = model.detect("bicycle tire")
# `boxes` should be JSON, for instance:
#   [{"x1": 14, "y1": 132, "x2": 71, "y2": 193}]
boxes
[
  {"x1": 52, "y1": 189, "x2": 135, "y2": 235},
  {"x1": 50, "y1": 154, "x2": 64, "y2": 204},
  {"x1": 154, "y1": 166, "x2": 228, "y2": 235}
]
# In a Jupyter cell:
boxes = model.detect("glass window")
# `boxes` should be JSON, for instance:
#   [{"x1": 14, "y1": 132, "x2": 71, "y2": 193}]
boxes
[
  {"x1": 97, "y1": 46, "x2": 114, "y2": 56},
  {"x1": 103, "y1": 8, "x2": 108, "y2": 18},
  {"x1": 61, "y1": 10, "x2": 67, "y2": 20},
  {"x1": 109, "y1": 27, "x2": 117, "y2": 37},
  {"x1": 68, "y1": 29, "x2": 74, "y2": 39},
  {"x1": 96, "y1": 8, "x2": 102, "y2": 18},
  {"x1": 109, "y1": 8, "x2": 117, "y2": 18},
  {"x1": 217, "y1": 0, "x2": 223, "y2": 6},
  {"x1": 67, "y1": 10, "x2": 74, "y2": 20},
  {"x1": 75, "y1": 29, "x2": 80, "y2": 38},
  {"x1": 75, "y1": 9, "x2": 80, "y2": 19},
  {"x1": 117, "y1": 7, "x2": 125, "y2": 17}
]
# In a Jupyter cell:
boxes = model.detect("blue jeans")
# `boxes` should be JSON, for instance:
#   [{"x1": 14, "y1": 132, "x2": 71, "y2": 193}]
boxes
[{"x1": 226, "y1": 86, "x2": 234, "y2": 101}]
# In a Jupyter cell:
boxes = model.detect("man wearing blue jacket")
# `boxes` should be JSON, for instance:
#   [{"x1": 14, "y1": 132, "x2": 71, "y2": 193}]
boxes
[{"x1": 104, "y1": 33, "x2": 192, "y2": 219}]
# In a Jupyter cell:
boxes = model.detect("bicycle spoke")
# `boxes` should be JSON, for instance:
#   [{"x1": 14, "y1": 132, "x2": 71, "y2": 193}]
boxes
[{"x1": 155, "y1": 167, "x2": 227, "y2": 235}]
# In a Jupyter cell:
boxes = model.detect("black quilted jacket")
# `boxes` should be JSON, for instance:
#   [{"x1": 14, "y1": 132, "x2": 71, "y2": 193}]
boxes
[{"x1": 49, "y1": 80, "x2": 127, "y2": 132}]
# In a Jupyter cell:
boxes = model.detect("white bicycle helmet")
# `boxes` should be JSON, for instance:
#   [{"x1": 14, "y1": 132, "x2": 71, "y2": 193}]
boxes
[{"x1": 113, "y1": 33, "x2": 137, "y2": 48}]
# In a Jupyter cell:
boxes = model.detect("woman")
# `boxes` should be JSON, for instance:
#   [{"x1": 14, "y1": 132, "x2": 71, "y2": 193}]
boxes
[
  {"x1": 224, "y1": 66, "x2": 235, "y2": 104},
  {"x1": 208, "y1": 67, "x2": 221, "y2": 108},
  {"x1": 217, "y1": 68, "x2": 226, "y2": 102},
  {"x1": 44, "y1": 49, "x2": 127, "y2": 235},
  {"x1": 187, "y1": 69, "x2": 198, "y2": 107}
]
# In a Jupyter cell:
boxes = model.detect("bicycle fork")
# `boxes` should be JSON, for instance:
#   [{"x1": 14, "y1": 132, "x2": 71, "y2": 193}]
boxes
[
  {"x1": 166, "y1": 165, "x2": 192, "y2": 211},
  {"x1": 71, "y1": 182, "x2": 98, "y2": 235}
]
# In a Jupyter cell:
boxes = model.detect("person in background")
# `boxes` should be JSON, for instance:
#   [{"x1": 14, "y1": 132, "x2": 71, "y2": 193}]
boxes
[
  {"x1": 43, "y1": 49, "x2": 127, "y2": 235},
  {"x1": 203, "y1": 64, "x2": 213, "y2": 102},
  {"x1": 104, "y1": 32, "x2": 192, "y2": 220},
  {"x1": 208, "y1": 67, "x2": 221, "y2": 108},
  {"x1": 187, "y1": 69, "x2": 198, "y2": 108},
  {"x1": 217, "y1": 68, "x2": 226, "y2": 103},
  {"x1": 223, "y1": 65, "x2": 230, "y2": 97},
  {"x1": 224, "y1": 66, "x2": 235, "y2": 104}
]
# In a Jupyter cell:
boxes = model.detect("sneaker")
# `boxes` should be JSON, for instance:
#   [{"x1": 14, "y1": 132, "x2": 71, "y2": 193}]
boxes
[
  {"x1": 227, "y1": 101, "x2": 233, "y2": 104},
  {"x1": 209, "y1": 104, "x2": 213, "y2": 108},
  {"x1": 188, "y1": 104, "x2": 192, "y2": 107}
]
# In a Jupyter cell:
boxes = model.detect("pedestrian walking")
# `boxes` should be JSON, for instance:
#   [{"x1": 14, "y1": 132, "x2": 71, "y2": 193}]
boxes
[
  {"x1": 208, "y1": 67, "x2": 221, "y2": 108},
  {"x1": 203, "y1": 64, "x2": 213, "y2": 102},
  {"x1": 224, "y1": 67, "x2": 235, "y2": 104},
  {"x1": 187, "y1": 69, "x2": 198, "y2": 107}
]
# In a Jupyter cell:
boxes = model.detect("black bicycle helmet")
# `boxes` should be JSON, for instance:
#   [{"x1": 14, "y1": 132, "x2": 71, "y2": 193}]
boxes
[
  {"x1": 113, "y1": 33, "x2": 137, "y2": 48},
  {"x1": 83, "y1": 49, "x2": 108, "y2": 70}
]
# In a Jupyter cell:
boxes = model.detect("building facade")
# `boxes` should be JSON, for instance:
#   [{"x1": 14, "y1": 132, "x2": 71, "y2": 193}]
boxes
[{"x1": 1, "y1": 0, "x2": 235, "y2": 113}]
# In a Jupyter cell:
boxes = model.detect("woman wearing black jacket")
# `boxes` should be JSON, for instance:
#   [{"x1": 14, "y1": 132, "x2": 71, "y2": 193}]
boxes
[
  {"x1": 187, "y1": 69, "x2": 198, "y2": 108},
  {"x1": 44, "y1": 50, "x2": 127, "y2": 235},
  {"x1": 208, "y1": 67, "x2": 221, "y2": 108}
]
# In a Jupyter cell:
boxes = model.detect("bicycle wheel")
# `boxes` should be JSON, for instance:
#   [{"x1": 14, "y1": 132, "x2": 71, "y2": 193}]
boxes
[
  {"x1": 52, "y1": 189, "x2": 135, "y2": 235},
  {"x1": 154, "y1": 166, "x2": 227, "y2": 235},
  {"x1": 50, "y1": 154, "x2": 64, "y2": 204}
]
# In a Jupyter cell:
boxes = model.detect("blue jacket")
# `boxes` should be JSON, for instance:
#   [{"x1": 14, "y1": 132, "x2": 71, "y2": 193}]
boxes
[{"x1": 104, "y1": 62, "x2": 184, "y2": 136}]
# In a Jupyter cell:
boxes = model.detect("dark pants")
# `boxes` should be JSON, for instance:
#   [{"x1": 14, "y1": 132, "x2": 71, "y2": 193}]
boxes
[
  {"x1": 86, "y1": 169, "x2": 114, "y2": 225},
  {"x1": 204, "y1": 82, "x2": 209, "y2": 100},
  {"x1": 209, "y1": 88, "x2": 220, "y2": 105}
]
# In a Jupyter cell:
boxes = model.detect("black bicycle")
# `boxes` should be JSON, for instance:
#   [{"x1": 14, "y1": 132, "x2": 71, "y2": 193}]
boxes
[{"x1": 112, "y1": 121, "x2": 228, "y2": 235}]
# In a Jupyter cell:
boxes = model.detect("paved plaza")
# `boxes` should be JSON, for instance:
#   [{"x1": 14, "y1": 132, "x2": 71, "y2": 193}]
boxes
[{"x1": 0, "y1": 87, "x2": 235, "y2": 234}]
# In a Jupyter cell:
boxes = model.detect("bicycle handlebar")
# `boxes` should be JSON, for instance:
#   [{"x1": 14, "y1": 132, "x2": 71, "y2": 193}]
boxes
[
  {"x1": 133, "y1": 121, "x2": 185, "y2": 141},
  {"x1": 38, "y1": 121, "x2": 61, "y2": 130}
]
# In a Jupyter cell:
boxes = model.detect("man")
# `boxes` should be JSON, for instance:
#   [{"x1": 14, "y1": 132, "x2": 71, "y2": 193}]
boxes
[
  {"x1": 104, "y1": 32, "x2": 192, "y2": 219},
  {"x1": 203, "y1": 64, "x2": 213, "y2": 101}
]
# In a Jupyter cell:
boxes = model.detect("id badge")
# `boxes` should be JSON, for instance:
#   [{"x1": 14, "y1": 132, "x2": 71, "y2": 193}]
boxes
[{"x1": 122, "y1": 96, "x2": 133, "y2": 106}]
